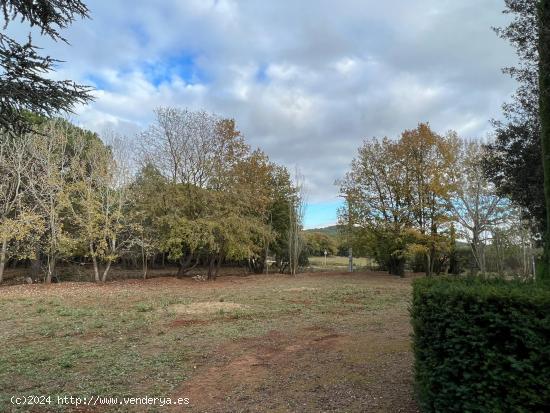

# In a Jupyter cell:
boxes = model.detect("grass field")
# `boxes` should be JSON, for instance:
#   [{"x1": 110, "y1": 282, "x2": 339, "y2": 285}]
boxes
[
  {"x1": 308, "y1": 256, "x2": 375, "y2": 270},
  {"x1": 0, "y1": 271, "x2": 419, "y2": 412}
]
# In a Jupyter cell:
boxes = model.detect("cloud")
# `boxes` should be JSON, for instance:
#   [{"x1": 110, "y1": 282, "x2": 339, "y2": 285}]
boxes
[{"x1": 5, "y1": 0, "x2": 517, "y2": 221}]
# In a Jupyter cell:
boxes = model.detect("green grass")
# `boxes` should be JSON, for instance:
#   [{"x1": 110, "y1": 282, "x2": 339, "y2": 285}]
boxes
[{"x1": 0, "y1": 272, "x2": 413, "y2": 412}]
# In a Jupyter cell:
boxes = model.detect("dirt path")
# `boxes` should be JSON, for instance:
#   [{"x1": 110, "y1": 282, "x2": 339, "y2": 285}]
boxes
[{"x1": 172, "y1": 310, "x2": 418, "y2": 412}]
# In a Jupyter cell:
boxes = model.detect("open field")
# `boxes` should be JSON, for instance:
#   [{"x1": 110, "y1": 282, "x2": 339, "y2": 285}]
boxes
[
  {"x1": 0, "y1": 271, "x2": 419, "y2": 412},
  {"x1": 307, "y1": 256, "x2": 375, "y2": 271}
]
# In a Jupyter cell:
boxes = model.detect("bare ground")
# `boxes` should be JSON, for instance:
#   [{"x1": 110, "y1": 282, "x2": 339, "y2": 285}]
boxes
[
  {"x1": 174, "y1": 317, "x2": 417, "y2": 413},
  {"x1": 0, "y1": 271, "x2": 420, "y2": 412}
]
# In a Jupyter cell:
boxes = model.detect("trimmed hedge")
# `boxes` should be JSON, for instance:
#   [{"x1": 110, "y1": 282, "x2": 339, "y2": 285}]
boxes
[{"x1": 411, "y1": 277, "x2": 550, "y2": 412}]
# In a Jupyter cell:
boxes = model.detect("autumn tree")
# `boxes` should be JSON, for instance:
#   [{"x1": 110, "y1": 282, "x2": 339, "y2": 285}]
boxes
[
  {"x1": 339, "y1": 124, "x2": 460, "y2": 276},
  {"x1": 139, "y1": 108, "x2": 248, "y2": 188},
  {"x1": 225, "y1": 149, "x2": 284, "y2": 274},
  {"x1": 339, "y1": 136, "x2": 413, "y2": 276},
  {"x1": 26, "y1": 120, "x2": 76, "y2": 283},
  {"x1": 65, "y1": 131, "x2": 133, "y2": 282},
  {"x1": 139, "y1": 108, "x2": 221, "y2": 274},
  {"x1": 400, "y1": 124, "x2": 459, "y2": 275},
  {"x1": 262, "y1": 165, "x2": 297, "y2": 274},
  {"x1": 14, "y1": 119, "x2": 109, "y2": 283},
  {"x1": 0, "y1": 106, "x2": 299, "y2": 284},
  {"x1": 186, "y1": 149, "x2": 275, "y2": 279},
  {"x1": 0, "y1": 131, "x2": 44, "y2": 282},
  {"x1": 127, "y1": 164, "x2": 166, "y2": 278},
  {"x1": 136, "y1": 107, "x2": 293, "y2": 279}
]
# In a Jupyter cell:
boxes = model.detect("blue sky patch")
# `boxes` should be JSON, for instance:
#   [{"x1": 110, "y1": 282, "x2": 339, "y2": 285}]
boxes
[
  {"x1": 304, "y1": 200, "x2": 343, "y2": 229},
  {"x1": 142, "y1": 53, "x2": 204, "y2": 86},
  {"x1": 85, "y1": 74, "x2": 110, "y2": 90},
  {"x1": 256, "y1": 64, "x2": 269, "y2": 84}
]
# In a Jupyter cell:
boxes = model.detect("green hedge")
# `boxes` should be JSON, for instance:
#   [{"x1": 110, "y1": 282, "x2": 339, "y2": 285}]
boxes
[{"x1": 411, "y1": 277, "x2": 550, "y2": 412}]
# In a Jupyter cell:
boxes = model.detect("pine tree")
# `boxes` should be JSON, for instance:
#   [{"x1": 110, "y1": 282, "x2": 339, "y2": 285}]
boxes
[
  {"x1": 0, "y1": 0, "x2": 93, "y2": 131},
  {"x1": 484, "y1": 0, "x2": 544, "y2": 234}
]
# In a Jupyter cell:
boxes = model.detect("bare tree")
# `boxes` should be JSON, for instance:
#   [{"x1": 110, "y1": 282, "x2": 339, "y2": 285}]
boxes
[
  {"x1": 140, "y1": 107, "x2": 220, "y2": 229},
  {"x1": 451, "y1": 140, "x2": 510, "y2": 274},
  {"x1": 138, "y1": 107, "x2": 187, "y2": 183},
  {"x1": 139, "y1": 108, "x2": 246, "y2": 189},
  {"x1": 288, "y1": 170, "x2": 306, "y2": 276}
]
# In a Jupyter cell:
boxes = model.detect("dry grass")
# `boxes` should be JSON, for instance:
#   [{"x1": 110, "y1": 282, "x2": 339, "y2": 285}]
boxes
[
  {"x1": 0, "y1": 271, "x2": 419, "y2": 412},
  {"x1": 167, "y1": 302, "x2": 247, "y2": 314},
  {"x1": 281, "y1": 286, "x2": 319, "y2": 292}
]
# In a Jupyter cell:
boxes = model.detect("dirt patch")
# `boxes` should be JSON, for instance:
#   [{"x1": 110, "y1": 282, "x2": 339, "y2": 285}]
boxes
[
  {"x1": 168, "y1": 319, "x2": 211, "y2": 328},
  {"x1": 312, "y1": 333, "x2": 341, "y2": 342},
  {"x1": 171, "y1": 328, "x2": 349, "y2": 411},
  {"x1": 283, "y1": 287, "x2": 318, "y2": 292},
  {"x1": 170, "y1": 308, "x2": 418, "y2": 412},
  {"x1": 168, "y1": 301, "x2": 247, "y2": 315},
  {"x1": 287, "y1": 298, "x2": 312, "y2": 305}
]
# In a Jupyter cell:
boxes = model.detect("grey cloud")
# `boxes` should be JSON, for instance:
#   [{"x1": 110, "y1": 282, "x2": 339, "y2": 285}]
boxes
[{"x1": 4, "y1": 0, "x2": 518, "y2": 203}]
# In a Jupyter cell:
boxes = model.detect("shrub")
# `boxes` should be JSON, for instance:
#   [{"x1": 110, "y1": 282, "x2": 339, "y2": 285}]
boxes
[{"x1": 411, "y1": 277, "x2": 550, "y2": 412}]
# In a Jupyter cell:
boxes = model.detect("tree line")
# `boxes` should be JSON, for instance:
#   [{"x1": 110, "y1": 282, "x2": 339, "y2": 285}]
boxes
[
  {"x1": 338, "y1": 123, "x2": 533, "y2": 277},
  {"x1": 0, "y1": 109, "x2": 306, "y2": 283},
  {"x1": 2, "y1": 0, "x2": 549, "y2": 282},
  {"x1": 338, "y1": 0, "x2": 549, "y2": 279}
]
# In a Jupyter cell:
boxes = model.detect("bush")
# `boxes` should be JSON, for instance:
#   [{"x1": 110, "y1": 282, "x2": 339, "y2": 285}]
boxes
[{"x1": 411, "y1": 277, "x2": 550, "y2": 412}]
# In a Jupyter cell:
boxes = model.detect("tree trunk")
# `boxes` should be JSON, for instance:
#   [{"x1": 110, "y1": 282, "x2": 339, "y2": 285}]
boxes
[
  {"x1": 177, "y1": 254, "x2": 193, "y2": 277},
  {"x1": 388, "y1": 256, "x2": 405, "y2": 277},
  {"x1": 90, "y1": 243, "x2": 100, "y2": 283},
  {"x1": 141, "y1": 238, "x2": 147, "y2": 279},
  {"x1": 521, "y1": 231, "x2": 529, "y2": 277},
  {"x1": 539, "y1": 0, "x2": 550, "y2": 281},
  {"x1": 214, "y1": 253, "x2": 222, "y2": 277},
  {"x1": 31, "y1": 248, "x2": 41, "y2": 281},
  {"x1": 46, "y1": 257, "x2": 55, "y2": 284},
  {"x1": 207, "y1": 256, "x2": 216, "y2": 280},
  {"x1": 264, "y1": 242, "x2": 269, "y2": 275},
  {"x1": 426, "y1": 253, "x2": 432, "y2": 277},
  {"x1": 495, "y1": 232, "x2": 503, "y2": 276},
  {"x1": 0, "y1": 237, "x2": 7, "y2": 283},
  {"x1": 430, "y1": 243, "x2": 437, "y2": 275},
  {"x1": 101, "y1": 261, "x2": 112, "y2": 283},
  {"x1": 471, "y1": 228, "x2": 484, "y2": 275},
  {"x1": 143, "y1": 255, "x2": 148, "y2": 280}
]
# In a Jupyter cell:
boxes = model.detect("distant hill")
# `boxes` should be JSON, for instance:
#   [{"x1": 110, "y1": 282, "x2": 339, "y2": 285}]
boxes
[
  {"x1": 306, "y1": 225, "x2": 470, "y2": 247},
  {"x1": 304, "y1": 225, "x2": 343, "y2": 238}
]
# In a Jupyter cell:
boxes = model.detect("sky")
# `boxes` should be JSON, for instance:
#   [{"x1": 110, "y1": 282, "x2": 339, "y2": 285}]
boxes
[{"x1": 7, "y1": 0, "x2": 518, "y2": 228}]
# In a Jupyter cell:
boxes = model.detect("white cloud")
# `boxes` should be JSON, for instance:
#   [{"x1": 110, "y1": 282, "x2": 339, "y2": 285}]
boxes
[
  {"x1": 5, "y1": 0, "x2": 517, "y2": 206},
  {"x1": 334, "y1": 57, "x2": 358, "y2": 75}
]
